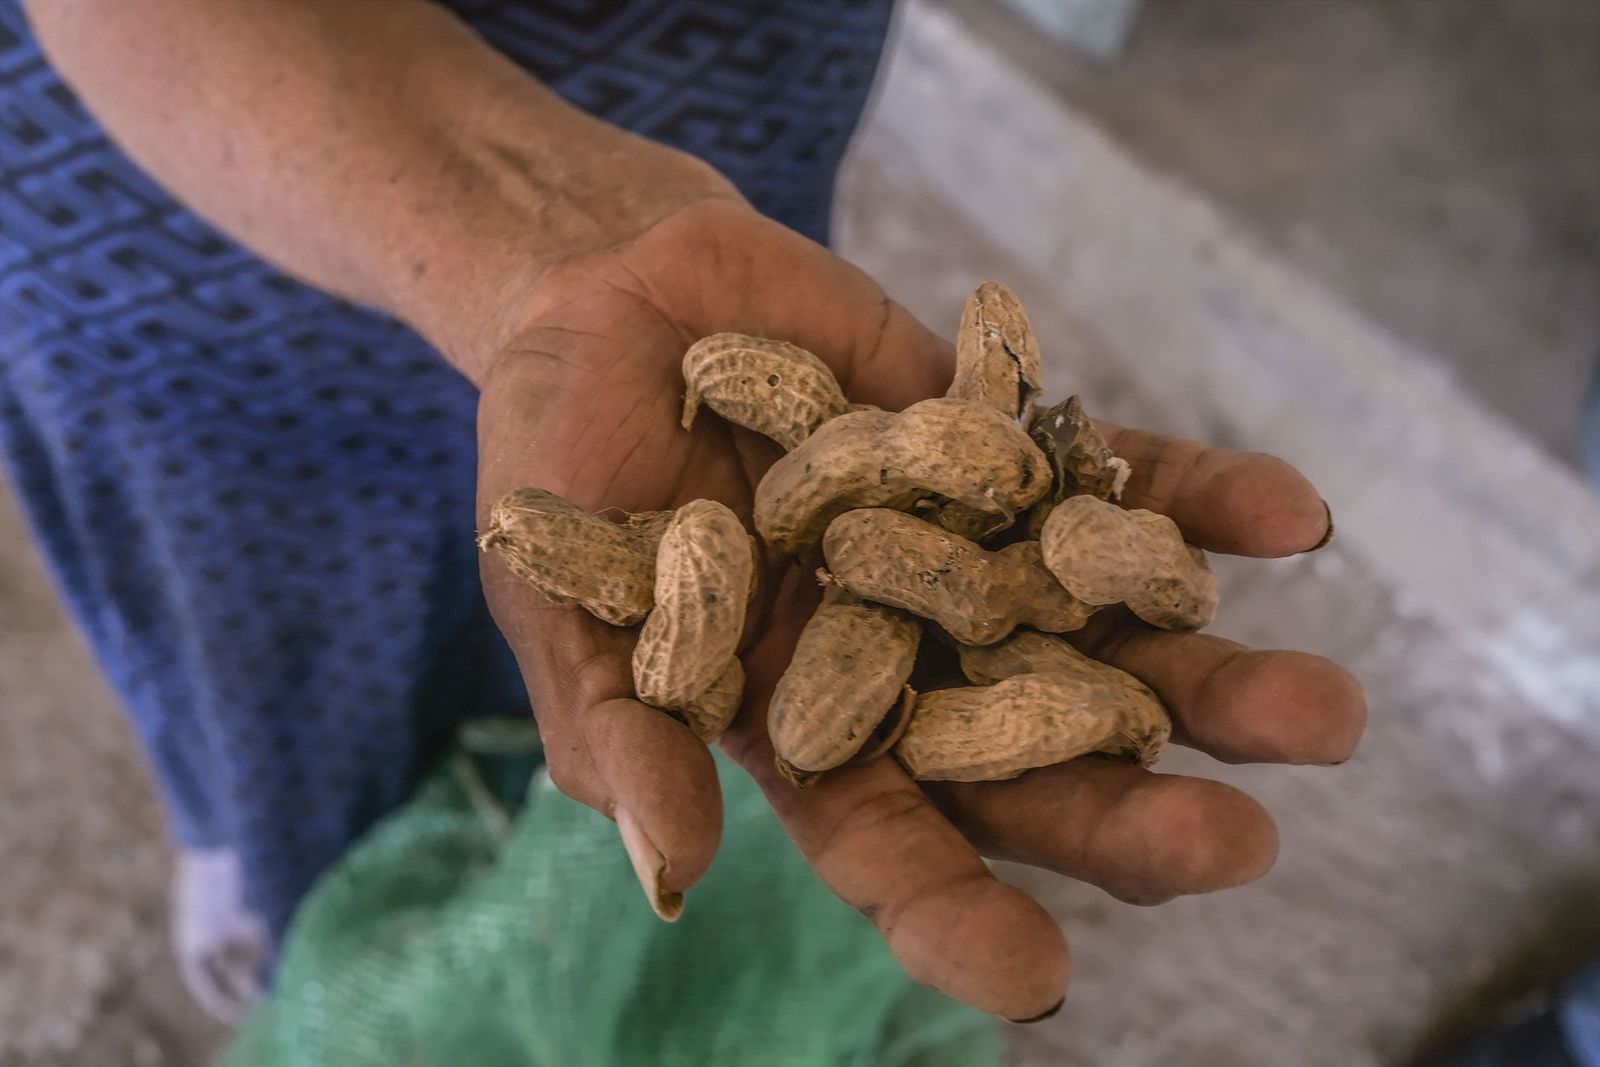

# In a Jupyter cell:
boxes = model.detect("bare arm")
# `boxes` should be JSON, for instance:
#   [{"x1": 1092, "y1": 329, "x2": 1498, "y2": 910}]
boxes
[{"x1": 22, "y1": 0, "x2": 735, "y2": 380}]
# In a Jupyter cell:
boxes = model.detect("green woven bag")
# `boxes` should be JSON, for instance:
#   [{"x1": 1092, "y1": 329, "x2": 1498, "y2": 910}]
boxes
[{"x1": 228, "y1": 723, "x2": 999, "y2": 1067}]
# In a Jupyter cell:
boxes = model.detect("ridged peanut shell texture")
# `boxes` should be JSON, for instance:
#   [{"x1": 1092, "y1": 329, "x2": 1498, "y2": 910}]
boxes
[
  {"x1": 958, "y1": 630, "x2": 1172, "y2": 758},
  {"x1": 632, "y1": 499, "x2": 755, "y2": 709},
  {"x1": 478, "y1": 488, "x2": 670, "y2": 626},
  {"x1": 754, "y1": 398, "x2": 1049, "y2": 552},
  {"x1": 682, "y1": 333, "x2": 851, "y2": 452},
  {"x1": 949, "y1": 281, "x2": 1043, "y2": 420},
  {"x1": 823, "y1": 509, "x2": 1096, "y2": 646},
  {"x1": 1040, "y1": 495, "x2": 1218, "y2": 631},
  {"x1": 768, "y1": 588, "x2": 922, "y2": 780},
  {"x1": 678, "y1": 656, "x2": 745, "y2": 743},
  {"x1": 894, "y1": 671, "x2": 1171, "y2": 782}
]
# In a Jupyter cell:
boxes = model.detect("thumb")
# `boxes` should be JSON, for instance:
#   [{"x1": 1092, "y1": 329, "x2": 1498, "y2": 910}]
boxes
[{"x1": 483, "y1": 559, "x2": 724, "y2": 918}]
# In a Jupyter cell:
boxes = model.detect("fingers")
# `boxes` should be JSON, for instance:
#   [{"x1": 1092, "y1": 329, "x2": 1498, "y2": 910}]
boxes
[
  {"x1": 927, "y1": 760, "x2": 1279, "y2": 906},
  {"x1": 728, "y1": 566, "x2": 1069, "y2": 1019},
  {"x1": 1073, "y1": 610, "x2": 1368, "y2": 766},
  {"x1": 835, "y1": 298, "x2": 956, "y2": 412},
  {"x1": 732, "y1": 735, "x2": 1070, "y2": 1019},
  {"x1": 483, "y1": 562, "x2": 724, "y2": 905},
  {"x1": 1098, "y1": 423, "x2": 1331, "y2": 557}
]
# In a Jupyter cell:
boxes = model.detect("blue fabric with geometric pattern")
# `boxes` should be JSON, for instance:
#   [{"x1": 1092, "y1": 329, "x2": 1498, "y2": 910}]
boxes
[{"x1": 0, "y1": 0, "x2": 893, "y2": 940}]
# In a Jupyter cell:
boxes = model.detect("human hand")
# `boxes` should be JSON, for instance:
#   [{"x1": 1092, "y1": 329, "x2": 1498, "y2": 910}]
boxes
[{"x1": 475, "y1": 200, "x2": 1366, "y2": 1020}]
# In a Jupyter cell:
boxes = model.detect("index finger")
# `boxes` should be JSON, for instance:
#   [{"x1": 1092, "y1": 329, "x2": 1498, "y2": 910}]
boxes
[
  {"x1": 737, "y1": 736, "x2": 1070, "y2": 1021},
  {"x1": 1099, "y1": 423, "x2": 1332, "y2": 557}
]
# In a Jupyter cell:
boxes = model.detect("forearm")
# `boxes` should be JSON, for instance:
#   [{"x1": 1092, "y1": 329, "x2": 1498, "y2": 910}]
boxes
[{"x1": 23, "y1": 0, "x2": 735, "y2": 379}]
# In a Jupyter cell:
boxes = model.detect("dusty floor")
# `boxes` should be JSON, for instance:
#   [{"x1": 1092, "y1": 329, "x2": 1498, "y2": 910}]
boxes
[
  {"x1": 948, "y1": 0, "x2": 1600, "y2": 467},
  {"x1": 0, "y1": 484, "x2": 226, "y2": 1066},
  {"x1": 3, "y1": 2, "x2": 1598, "y2": 1066}
]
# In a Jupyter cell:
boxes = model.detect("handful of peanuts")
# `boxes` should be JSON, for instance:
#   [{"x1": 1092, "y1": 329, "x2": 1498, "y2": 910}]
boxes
[{"x1": 479, "y1": 284, "x2": 1218, "y2": 787}]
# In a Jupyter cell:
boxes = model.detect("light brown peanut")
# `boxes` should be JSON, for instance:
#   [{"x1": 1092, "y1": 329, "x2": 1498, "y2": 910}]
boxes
[
  {"x1": 893, "y1": 671, "x2": 1170, "y2": 782},
  {"x1": 478, "y1": 488, "x2": 672, "y2": 626},
  {"x1": 949, "y1": 282, "x2": 1043, "y2": 420},
  {"x1": 823, "y1": 508, "x2": 1097, "y2": 646},
  {"x1": 1039, "y1": 495, "x2": 1218, "y2": 631},
  {"x1": 754, "y1": 398, "x2": 1049, "y2": 552},
  {"x1": 768, "y1": 585, "x2": 921, "y2": 785},
  {"x1": 957, "y1": 630, "x2": 1170, "y2": 762},
  {"x1": 958, "y1": 627, "x2": 1100, "y2": 684},
  {"x1": 682, "y1": 333, "x2": 851, "y2": 451},
  {"x1": 1025, "y1": 395, "x2": 1132, "y2": 536},
  {"x1": 678, "y1": 656, "x2": 745, "y2": 743},
  {"x1": 633, "y1": 499, "x2": 757, "y2": 710}
]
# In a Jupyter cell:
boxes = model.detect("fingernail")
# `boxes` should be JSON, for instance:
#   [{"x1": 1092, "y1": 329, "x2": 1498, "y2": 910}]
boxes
[
  {"x1": 1303, "y1": 499, "x2": 1334, "y2": 553},
  {"x1": 617, "y1": 808, "x2": 684, "y2": 922},
  {"x1": 1006, "y1": 996, "x2": 1066, "y2": 1025}
]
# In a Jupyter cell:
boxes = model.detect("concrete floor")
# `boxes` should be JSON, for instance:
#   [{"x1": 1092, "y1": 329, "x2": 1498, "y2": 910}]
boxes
[
  {"x1": 947, "y1": 0, "x2": 1600, "y2": 468},
  {"x1": 4, "y1": 2, "x2": 1599, "y2": 1066},
  {"x1": 0, "y1": 485, "x2": 225, "y2": 1066}
]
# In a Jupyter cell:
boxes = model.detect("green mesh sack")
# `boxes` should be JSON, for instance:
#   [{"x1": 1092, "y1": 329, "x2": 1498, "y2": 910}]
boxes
[{"x1": 227, "y1": 722, "x2": 999, "y2": 1067}]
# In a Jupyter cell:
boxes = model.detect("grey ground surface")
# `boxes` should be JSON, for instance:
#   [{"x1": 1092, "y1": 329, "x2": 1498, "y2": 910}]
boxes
[
  {"x1": 946, "y1": 0, "x2": 1600, "y2": 468},
  {"x1": 3, "y1": 2, "x2": 1597, "y2": 1066}
]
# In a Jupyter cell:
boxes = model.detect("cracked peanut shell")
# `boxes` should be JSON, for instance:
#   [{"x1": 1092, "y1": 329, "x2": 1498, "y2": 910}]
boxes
[
  {"x1": 1025, "y1": 395, "x2": 1132, "y2": 536},
  {"x1": 949, "y1": 282, "x2": 1043, "y2": 420}
]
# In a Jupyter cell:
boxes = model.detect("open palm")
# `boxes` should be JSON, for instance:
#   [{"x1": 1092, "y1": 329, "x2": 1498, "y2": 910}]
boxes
[{"x1": 476, "y1": 202, "x2": 1366, "y2": 1019}]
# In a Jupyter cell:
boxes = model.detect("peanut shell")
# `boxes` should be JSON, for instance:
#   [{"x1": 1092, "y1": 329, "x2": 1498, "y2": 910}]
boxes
[
  {"x1": 478, "y1": 488, "x2": 670, "y2": 626},
  {"x1": 823, "y1": 509, "x2": 1096, "y2": 646},
  {"x1": 633, "y1": 499, "x2": 756, "y2": 708},
  {"x1": 769, "y1": 586, "x2": 922, "y2": 783},
  {"x1": 894, "y1": 671, "x2": 1170, "y2": 782},
  {"x1": 682, "y1": 333, "x2": 850, "y2": 452},
  {"x1": 1025, "y1": 395, "x2": 1132, "y2": 535},
  {"x1": 958, "y1": 631, "x2": 1170, "y2": 750},
  {"x1": 950, "y1": 282, "x2": 1043, "y2": 420},
  {"x1": 678, "y1": 656, "x2": 745, "y2": 743},
  {"x1": 754, "y1": 398, "x2": 1049, "y2": 553},
  {"x1": 1039, "y1": 495, "x2": 1218, "y2": 631}
]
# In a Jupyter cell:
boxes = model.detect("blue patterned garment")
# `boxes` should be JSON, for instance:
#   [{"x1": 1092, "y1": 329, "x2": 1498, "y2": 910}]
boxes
[{"x1": 0, "y1": 0, "x2": 893, "y2": 939}]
